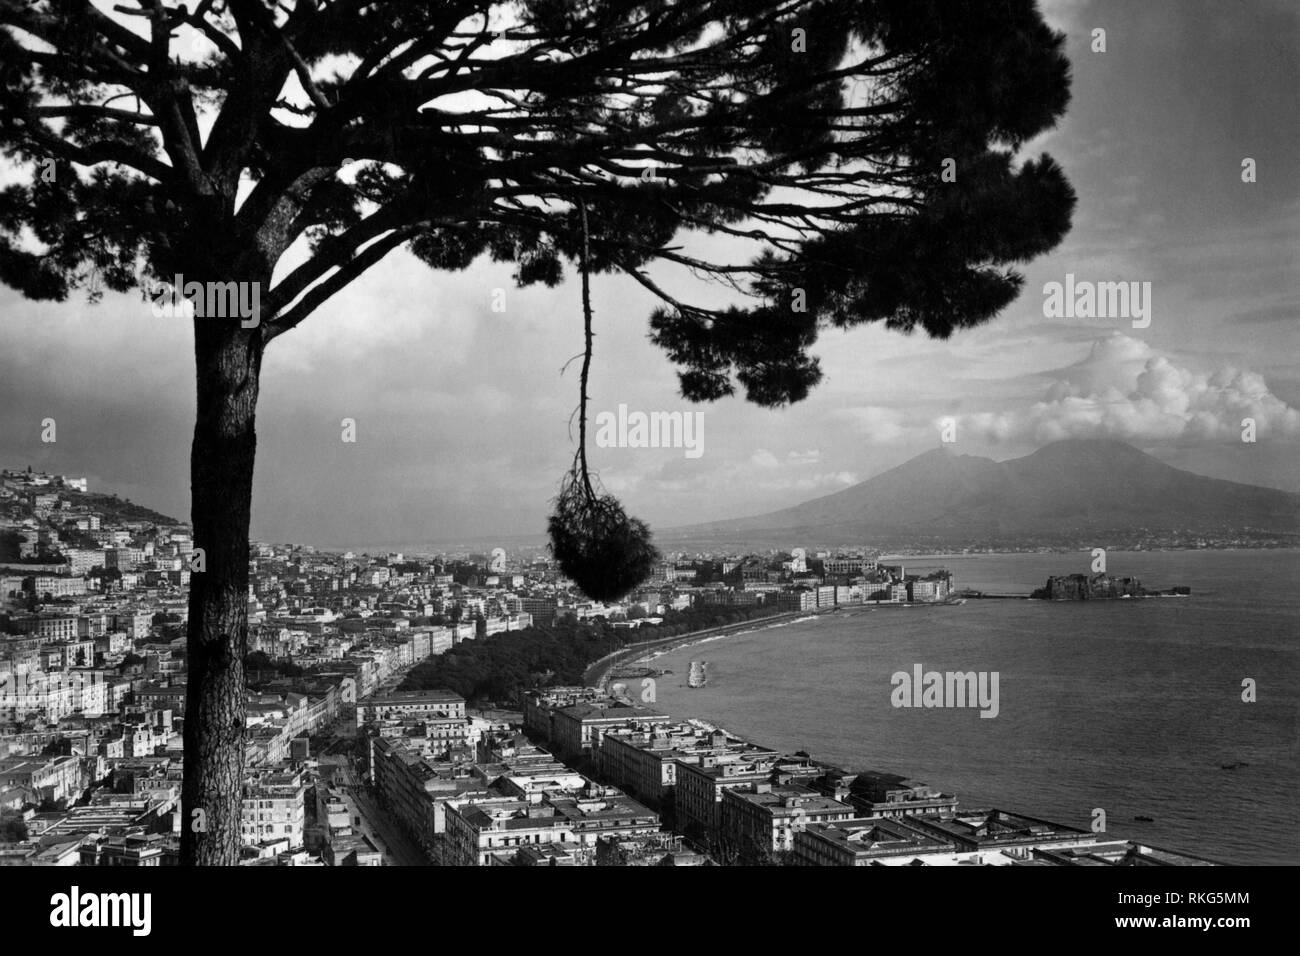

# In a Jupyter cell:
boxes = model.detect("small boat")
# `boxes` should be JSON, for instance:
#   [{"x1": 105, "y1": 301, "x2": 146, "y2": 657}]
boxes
[
  {"x1": 1220, "y1": 761, "x2": 1249, "y2": 771},
  {"x1": 687, "y1": 660, "x2": 708, "y2": 688},
  {"x1": 1134, "y1": 815, "x2": 1154, "y2": 822}
]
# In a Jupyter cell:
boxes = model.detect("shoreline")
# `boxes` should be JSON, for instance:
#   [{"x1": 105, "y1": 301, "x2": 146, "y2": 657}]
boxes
[
  {"x1": 583, "y1": 547, "x2": 1228, "y2": 690},
  {"x1": 604, "y1": 602, "x2": 1239, "y2": 864},
  {"x1": 583, "y1": 608, "x2": 845, "y2": 687},
  {"x1": 583, "y1": 553, "x2": 1285, "y2": 866},
  {"x1": 610, "y1": 589, "x2": 1195, "y2": 681},
  {"x1": 594, "y1": 600, "x2": 967, "y2": 687}
]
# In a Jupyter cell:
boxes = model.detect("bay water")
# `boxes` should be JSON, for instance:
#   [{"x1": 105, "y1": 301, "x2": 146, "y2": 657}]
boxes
[{"x1": 644, "y1": 550, "x2": 1299, "y2": 865}]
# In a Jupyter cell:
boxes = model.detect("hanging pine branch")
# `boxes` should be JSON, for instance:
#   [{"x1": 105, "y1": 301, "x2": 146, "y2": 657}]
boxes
[{"x1": 548, "y1": 200, "x2": 660, "y2": 603}]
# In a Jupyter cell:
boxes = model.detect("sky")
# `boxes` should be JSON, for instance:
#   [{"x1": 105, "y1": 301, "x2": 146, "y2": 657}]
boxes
[{"x1": 1, "y1": 0, "x2": 1297, "y2": 550}]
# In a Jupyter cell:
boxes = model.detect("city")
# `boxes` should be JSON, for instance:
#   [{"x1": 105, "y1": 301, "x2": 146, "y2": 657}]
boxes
[
  {"x1": 0, "y1": 0, "x2": 1282, "y2": 938},
  {"x1": 0, "y1": 467, "x2": 1222, "y2": 866}
]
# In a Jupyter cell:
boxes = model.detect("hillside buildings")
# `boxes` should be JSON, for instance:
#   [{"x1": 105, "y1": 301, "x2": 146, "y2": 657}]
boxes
[{"x1": 0, "y1": 463, "x2": 1219, "y2": 867}]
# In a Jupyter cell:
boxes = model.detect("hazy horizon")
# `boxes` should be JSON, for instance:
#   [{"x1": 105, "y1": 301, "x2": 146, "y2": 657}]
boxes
[{"x1": 7, "y1": 428, "x2": 1298, "y2": 557}]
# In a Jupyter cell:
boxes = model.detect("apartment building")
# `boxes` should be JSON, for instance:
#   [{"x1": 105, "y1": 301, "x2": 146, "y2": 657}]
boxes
[
  {"x1": 242, "y1": 769, "x2": 307, "y2": 849},
  {"x1": 521, "y1": 686, "x2": 603, "y2": 743},
  {"x1": 549, "y1": 701, "x2": 672, "y2": 761},
  {"x1": 822, "y1": 557, "x2": 877, "y2": 576},
  {"x1": 718, "y1": 782, "x2": 855, "y2": 861},
  {"x1": 596, "y1": 724, "x2": 759, "y2": 813},
  {"x1": 0, "y1": 670, "x2": 79, "y2": 722},
  {"x1": 841, "y1": 771, "x2": 959, "y2": 819},
  {"x1": 34, "y1": 615, "x2": 84, "y2": 643},
  {"x1": 769, "y1": 589, "x2": 816, "y2": 612},
  {"x1": 793, "y1": 816, "x2": 958, "y2": 866},
  {"x1": 357, "y1": 688, "x2": 466, "y2": 725},
  {"x1": 63, "y1": 548, "x2": 107, "y2": 574},
  {"x1": 370, "y1": 736, "x2": 480, "y2": 857},
  {"x1": 0, "y1": 753, "x2": 85, "y2": 804},
  {"x1": 902, "y1": 809, "x2": 1099, "y2": 861},
  {"x1": 25, "y1": 575, "x2": 88, "y2": 598},
  {"x1": 443, "y1": 786, "x2": 660, "y2": 866},
  {"x1": 79, "y1": 832, "x2": 177, "y2": 866},
  {"x1": 595, "y1": 725, "x2": 685, "y2": 810},
  {"x1": 673, "y1": 746, "x2": 782, "y2": 845}
]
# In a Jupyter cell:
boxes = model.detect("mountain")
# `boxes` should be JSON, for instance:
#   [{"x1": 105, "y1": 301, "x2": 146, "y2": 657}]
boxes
[{"x1": 665, "y1": 439, "x2": 1300, "y2": 549}]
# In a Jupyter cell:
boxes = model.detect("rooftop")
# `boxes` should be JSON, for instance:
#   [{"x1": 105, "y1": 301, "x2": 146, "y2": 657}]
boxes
[{"x1": 367, "y1": 688, "x2": 464, "y2": 704}]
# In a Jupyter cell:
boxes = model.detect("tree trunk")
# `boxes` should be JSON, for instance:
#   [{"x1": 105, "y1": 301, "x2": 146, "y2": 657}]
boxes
[{"x1": 181, "y1": 321, "x2": 263, "y2": 865}]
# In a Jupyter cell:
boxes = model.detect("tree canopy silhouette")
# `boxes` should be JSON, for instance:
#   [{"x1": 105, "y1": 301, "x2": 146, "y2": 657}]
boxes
[{"x1": 0, "y1": 0, "x2": 1074, "y2": 864}]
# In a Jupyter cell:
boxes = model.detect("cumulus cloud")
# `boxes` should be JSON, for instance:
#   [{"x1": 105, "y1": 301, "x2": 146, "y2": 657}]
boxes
[
  {"x1": 603, "y1": 446, "x2": 856, "y2": 509},
  {"x1": 786, "y1": 449, "x2": 821, "y2": 465},
  {"x1": 830, "y1": 405, "x2": 909, "y2": 444},
  {"x1": 720, "y1": 448, "x2": 855, "y2": 492},
  {"x1": 958, "y1": 334, "x2": 1300, "y2": 443}
]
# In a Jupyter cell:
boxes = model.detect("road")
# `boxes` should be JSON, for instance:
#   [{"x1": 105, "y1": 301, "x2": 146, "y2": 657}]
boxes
[
  {"x1": 312, "y1": 658, "x2": 436, "y2": 866},
  {"x1": 581, "y1": 608, "x2": 840, "y2": 686},
  {"x1": 372, "y1": 660, "x2": 419, "y2": 696},
  {"x1": 335, "y1": 762, "x2": 430, "y2": 867}
]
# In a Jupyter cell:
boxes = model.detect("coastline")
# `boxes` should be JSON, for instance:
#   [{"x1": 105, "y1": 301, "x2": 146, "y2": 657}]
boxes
[
  {"x1": 611, "y1": 550, "x2": 1296, "y2": 865},
  {"x1": 608, "y1": 586, "x2": 1197, "y2": 685},
  {"x1": 583, "y1": 608, "x2": 844, "y2": 687},
  {"x1": 586, "y1": 549, "x2": 1211, "y2": 691},
  {"x1": 590, "y1": 600, "x2": 965, "y2": 688}
]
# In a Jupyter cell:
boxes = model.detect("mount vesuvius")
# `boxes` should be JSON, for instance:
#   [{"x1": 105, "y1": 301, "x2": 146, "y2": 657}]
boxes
[{"x1": 664, "y1": 439, "x2": 1300, "y2": 549}]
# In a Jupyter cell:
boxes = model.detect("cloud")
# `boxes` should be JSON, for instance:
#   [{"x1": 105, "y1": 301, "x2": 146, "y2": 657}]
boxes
[
  {"x1": 957, "y1": 333, "x2": 1300, "y2": 443},
  {"x1": 701, "y1": 448, "x2": 855, "y2": 493},
  {"x1": 599, "y1": 445, "x2": 857, "y2": 515},
  {"x1": 829, "y1": 406, "x2": 909, "y2": 444},
  {"x1": 751, "y1": 448, "x2": 823, "y2": 467}
]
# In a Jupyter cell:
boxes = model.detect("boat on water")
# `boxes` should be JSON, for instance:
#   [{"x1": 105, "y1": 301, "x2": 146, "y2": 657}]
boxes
[{"x1": 687, "y1": 660, "x2": 708, "y2": 688}]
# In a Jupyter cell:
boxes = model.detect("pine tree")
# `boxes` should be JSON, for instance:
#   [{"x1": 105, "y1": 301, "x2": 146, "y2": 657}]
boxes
[{"x1": 1, "y1": 0, "x2": 1074, "y2": 864}]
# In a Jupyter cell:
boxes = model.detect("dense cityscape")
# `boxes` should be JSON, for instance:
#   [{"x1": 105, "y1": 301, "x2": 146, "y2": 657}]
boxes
[
  {"x1": 0, "y1": 467, "x2": 1224, "y2": 866},
  {"x1": 0, "y1": 0, "x2": 1281, "y2": 942}
]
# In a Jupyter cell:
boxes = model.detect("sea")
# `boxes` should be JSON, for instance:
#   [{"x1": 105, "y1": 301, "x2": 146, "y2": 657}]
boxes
[{"x1": 642, "y1": 549, "x2": 1300, "y2": 865}]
